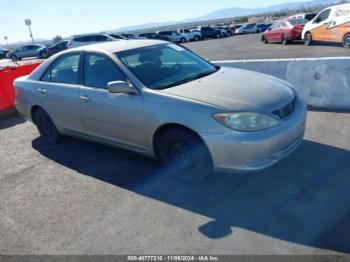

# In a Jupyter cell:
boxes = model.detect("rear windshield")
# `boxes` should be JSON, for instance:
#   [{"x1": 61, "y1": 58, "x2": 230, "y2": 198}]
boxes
[{"x1": 288, "y1": 19, "x2": 308, "y2": 25}]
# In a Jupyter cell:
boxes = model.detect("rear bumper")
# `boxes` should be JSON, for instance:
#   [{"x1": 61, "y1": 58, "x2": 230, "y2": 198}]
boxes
[{"x1": 200, "y1": 99, "x2": 307, "y2": 174}]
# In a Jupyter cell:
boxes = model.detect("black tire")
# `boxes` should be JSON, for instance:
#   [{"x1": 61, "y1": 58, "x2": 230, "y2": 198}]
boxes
[
  {"x1": 34, "y1": 108, "x2": 61, "y2": 145},
  {"x1": 216, "y1": 33, "x2": 221, "y2": 38},
  {"x1": 256, "y1": 30, "x2": 261, "y2": 34},
  {"x1": 343, "y1": 33, "x2": 350, "y2": 48},
  {"x1": 40, "y1": 51, "x2": 48, "y2": 58},
  {"x1": 180, "y1": 38, "x2": 186, "y2": 43},
  {"x1": 0, "y1": 54, "x2": 5, "y2": 60},
  {"x1": 282, "y1": 34, "x2": 289, "y2": 45},
  {"x1": 261, "y1": 35, "x2": 268, "y2": 44},
  {"x1": 193, "y1": 35, "x2": 200, "y2": 41},
  {"x1": 10, "y1": 55, "x2": 18, "y2": 62},
  {"x1": 304, "y1": 32, "x2": 313, "y2": 46},
  {"x1": 157, "y1": 128, "x2": 213, "y2": 182}
]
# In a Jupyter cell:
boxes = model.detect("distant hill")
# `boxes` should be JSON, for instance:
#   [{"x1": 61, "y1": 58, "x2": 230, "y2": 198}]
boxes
[{"x1": 113, "y1": 0, "x2": 347, "y2": 32}]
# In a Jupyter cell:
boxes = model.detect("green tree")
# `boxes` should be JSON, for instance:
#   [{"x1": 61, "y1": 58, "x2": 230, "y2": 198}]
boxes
[{"x1": 53, "y1": 35, "x2": 63, "y2": 42}]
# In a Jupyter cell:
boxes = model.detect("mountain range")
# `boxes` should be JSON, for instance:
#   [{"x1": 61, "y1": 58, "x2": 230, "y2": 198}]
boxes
[{"x1": 114, "y1": 0, "x2": 347, "y2": 32}]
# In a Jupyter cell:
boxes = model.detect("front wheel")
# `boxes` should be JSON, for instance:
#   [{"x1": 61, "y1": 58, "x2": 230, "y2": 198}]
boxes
[
  {"x1": 261, "y1": 35, "x2": 268, "y2": 44},
  {"x1": 180, "y1": 37, "x2": 186, "y2": 43},
  {"x1": 343, "y1": 34, "x2": 350, "y2": 48},
  {"x1": 34, "y1": 108, "x2": 61, "y2": 145},
  {"x1": 158, "y1": 128, "x2": 213, "y2": 182},
  {"x1": 304, "y1": 32, "x2": 313, "y2": 46}
]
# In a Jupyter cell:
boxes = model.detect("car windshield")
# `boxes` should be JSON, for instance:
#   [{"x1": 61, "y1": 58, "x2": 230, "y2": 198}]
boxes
[
  {"x1": 288, "y1": 19, "x2": 308, "y2": 25},
  {"x1": 117, "y1": 44, "x2": 218, "y2": 90}
]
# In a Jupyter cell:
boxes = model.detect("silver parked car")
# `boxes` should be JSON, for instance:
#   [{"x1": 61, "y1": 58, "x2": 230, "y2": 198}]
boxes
[
  {"x1": 6, "y1": 44, "x2": 45, "y2": 62},
  {"x1": 15, "y1": 40, "x2": 306, "y2": 177}
]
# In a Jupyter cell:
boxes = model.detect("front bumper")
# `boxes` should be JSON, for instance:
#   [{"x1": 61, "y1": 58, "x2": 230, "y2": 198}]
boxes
[{"x1": 200, "y1": 99, "x2": 307, "y2": 173}]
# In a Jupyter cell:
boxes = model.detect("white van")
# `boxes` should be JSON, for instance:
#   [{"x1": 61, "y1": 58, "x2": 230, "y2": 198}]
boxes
[{"x1": 302, "y1": 3, "x2": 350, "y2": 48}]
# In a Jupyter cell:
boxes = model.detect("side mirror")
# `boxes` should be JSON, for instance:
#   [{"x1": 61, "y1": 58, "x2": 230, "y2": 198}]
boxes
[{"x1": 107, "y1": 81, "x2": 137, "y2": 94}]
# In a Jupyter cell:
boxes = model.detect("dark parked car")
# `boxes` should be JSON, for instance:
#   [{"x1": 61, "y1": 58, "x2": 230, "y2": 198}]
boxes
[
  {"x1": 138, "y1": 32, "x2": 168, "y2": 40},
  {"x1": 255, "y1": 23, "x2": 272, "y2": 33},
  {"x1": 0, "y1": 48, "x2": 9, "y2": 59},
  {"x1": 261, "y1": 19, "x2": 308, "y2": 45},
  {"x1": 198, "y1": 26, "x2": 221, "y2": 39},
  {"x1": 37, "y1": 41, "x2": 68, "y2": 58}
]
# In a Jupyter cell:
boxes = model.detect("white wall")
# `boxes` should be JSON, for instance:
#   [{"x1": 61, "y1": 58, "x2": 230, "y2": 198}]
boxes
[{"x1": 214, "y1": 57, "x2": 350, "y2": 110}]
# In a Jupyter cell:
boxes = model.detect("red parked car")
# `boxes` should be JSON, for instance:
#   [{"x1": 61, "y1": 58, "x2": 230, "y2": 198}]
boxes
[{"x1": 261, "y1": 19, "x2": 308, "y2": 45}]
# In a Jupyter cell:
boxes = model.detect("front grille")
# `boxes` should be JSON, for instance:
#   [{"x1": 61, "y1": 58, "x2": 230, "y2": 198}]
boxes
[{"x1": 272, "y1": 97, "x2": 296, "y2": 119}]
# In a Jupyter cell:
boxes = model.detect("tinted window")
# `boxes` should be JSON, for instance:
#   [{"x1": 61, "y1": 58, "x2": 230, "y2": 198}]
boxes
[
  {"x1": 84, "y1": 53, "x2": 125, "y2": 89},
  {"x1": 315, "y1": 9, "x2": 331, "y2": 23},
  {"x1": 280, "y1": 22, "x2": 288, "y2": 28},
  {"x1": 48, "y1": 54, "x2": 81, "y2": 84},
  {"x1": 95, "y1": 35, "x2": 109, "y2": 41}
]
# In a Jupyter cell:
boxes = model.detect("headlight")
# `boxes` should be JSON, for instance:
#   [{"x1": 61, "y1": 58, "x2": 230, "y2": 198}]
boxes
[{"x1": 214, "y1": 112, "x2": 280, "y2": 132}]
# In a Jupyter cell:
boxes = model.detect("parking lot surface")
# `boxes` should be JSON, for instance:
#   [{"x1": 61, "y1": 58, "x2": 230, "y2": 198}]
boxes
[
  {"x1": 0, "y1": 110, "x2": 349, "y2": 255},
  {"x1": 183, "y1": 34, "x2": 350, "y2": 60}
]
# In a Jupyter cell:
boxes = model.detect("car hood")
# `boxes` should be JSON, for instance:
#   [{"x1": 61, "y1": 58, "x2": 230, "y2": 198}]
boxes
[{"x1": 160, "y1": 67, "x2": 295, "y2": 112}]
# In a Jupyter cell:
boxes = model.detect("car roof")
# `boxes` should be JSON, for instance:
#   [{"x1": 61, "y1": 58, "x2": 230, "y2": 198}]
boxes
[{"x1": 67, "y1": 39, "x2": 167, "y2": 53}]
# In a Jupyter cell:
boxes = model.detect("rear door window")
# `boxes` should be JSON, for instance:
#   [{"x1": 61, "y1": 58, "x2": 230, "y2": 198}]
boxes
[{"x1": 41, "y1": 53, "x2": 81, "y2": 84}]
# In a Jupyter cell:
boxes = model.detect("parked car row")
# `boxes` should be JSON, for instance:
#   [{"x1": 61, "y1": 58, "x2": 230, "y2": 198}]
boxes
[{"x1": 261, "y1": 3, "x2": 350, "y2": 48}]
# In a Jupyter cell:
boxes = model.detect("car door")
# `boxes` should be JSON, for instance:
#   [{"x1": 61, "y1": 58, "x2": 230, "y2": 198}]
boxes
[
  {"x1": 36, "y1": 52, "x2": 86, "y2": 133},
  {"x1": 309, "y1": 9, "x2": 332, "y2": 41},
  {"x1": 269, "y1": 22, "x2": 281, "y2": 42},
  {"x1": 79, "y1": 52, "x2": 146, "y2": 150}
]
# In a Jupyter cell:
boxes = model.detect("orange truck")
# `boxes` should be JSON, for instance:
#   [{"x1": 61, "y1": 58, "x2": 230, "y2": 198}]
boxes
[{"x1": 302, "y1": 3, "x2": 350, "y2": 48}]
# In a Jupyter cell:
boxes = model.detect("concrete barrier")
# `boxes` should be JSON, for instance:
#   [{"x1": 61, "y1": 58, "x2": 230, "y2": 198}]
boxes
[{"x1": 214, "y1": 57, "x2": 350, "y2": 110}]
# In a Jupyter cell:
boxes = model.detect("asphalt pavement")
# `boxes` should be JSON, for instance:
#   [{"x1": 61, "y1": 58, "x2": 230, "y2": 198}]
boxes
[
  {"x1": 183, "y1": 34, "x2": 350, "y2": 61},
  {"x1": 1, "y1": 110, "x2": 350, "y2": 255}
]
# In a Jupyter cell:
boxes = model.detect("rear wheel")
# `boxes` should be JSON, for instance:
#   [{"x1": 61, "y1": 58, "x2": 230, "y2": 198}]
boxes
[
  {"x1": 180, "y1": 37, "x2": 186, "y2": 43},
  {"x1": 193, "y1": 35, "x2": 200, "y2": 41},
  {"x1": 10, "y1": 55, "x2": 18, "y2": 62},
  {"x1": 304, "y1": 32, "x2": 313, "y2": 46},
  {"x1": 158, "y1": 128, "x2": 213, "y2": 182},
  {"x1": 40, "y1": 51, "x2": 48, "y2": 58},
  {"x1": 282, "y1": 34, "x2": 289, "y2": 45},
  {"x1": 343, "y1": 33, "x2": 350, "y2": 48},
  {"x1": 34, "y1": 108, "x2": 61, "y2": 145}
]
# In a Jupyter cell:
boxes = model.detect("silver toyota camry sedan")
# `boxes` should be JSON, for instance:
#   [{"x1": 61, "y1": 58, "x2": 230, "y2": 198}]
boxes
[{"x1": 14, "y1": 40, "x2": 307, "y2": 176}]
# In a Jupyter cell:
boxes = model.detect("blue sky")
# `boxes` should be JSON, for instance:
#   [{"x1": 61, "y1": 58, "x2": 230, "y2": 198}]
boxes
[{"x1": 1, "y1": 0, "x2": 307, "y2": 43}]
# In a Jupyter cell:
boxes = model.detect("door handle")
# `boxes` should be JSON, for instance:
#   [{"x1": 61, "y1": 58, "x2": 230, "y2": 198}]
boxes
[
  {"x1": 37, "y1": 88, "x2": 46, "y2": 94},
  {"x1": 80, "y1": 95, "x2": 90, "y2": 102}
]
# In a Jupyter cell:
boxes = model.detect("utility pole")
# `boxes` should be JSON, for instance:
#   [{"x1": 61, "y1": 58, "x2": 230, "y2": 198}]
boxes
[{"x1": 24, "y1": 19, "x2": 35, "y2": 44}]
